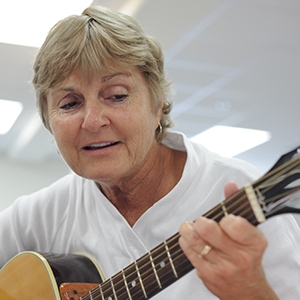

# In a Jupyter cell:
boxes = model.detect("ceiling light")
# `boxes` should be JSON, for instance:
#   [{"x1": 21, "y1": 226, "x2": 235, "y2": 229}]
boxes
[
  {"x1": 191, "y1": 125, "x2": 271, "y2": 157},
  {"x1": 0, "y1": 99, "x2": 23, "y2": 135},
  {"x1": 119, "y1": 0, "x2": 147, "y2": 16},
  {"x1": 0, "y1": 1, "x2": 92, "y2": 48}
]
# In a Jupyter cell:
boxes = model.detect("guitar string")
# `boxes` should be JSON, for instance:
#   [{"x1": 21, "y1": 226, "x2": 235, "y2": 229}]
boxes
[
  {"x1": 247, "y1": 160, "x2": 300, "y2": 213},
  {"x1": 166, "y1": 177, "x2": 300, "y2": 267},
  {"x1": 252, "y1": 159, "x2": 300, "y2": 198},
  {"x1": 264, "y1": 187, "x2": 300, "y2": 204},
  {"x1": 203, "y1": 158, "x2": 300, "y2": 221},
  {"x1": 205, "y1": 158, "x2": 300, "y2": 226},
  {"x1": 253, "y1": 159, "x2": 300, "y2": 192},
  {"x1": 85, "y1": 241, "x2": 193, "y2": 300},
  {"x1": 258, "y1": 162, "x2": 300, "y2": 195},
  {"x1": 81, "y1": 158, "x2": 300, "y2": 300},
  {"x1": 206, "y1": 159, "x2": 300, "y2": 223},
  {"x1": 85, "y1": 246, "x2": 194, "y2": 300}
]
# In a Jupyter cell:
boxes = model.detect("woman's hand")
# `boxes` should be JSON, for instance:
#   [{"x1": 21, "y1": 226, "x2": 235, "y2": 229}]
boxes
[{"x1": 178, "y1": 182, "x2": 279, "y2": 300}]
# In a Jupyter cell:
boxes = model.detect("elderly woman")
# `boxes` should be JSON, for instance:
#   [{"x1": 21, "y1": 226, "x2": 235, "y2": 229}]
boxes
[{"x1": 0, "y1": 5, "x2": 300, "y2": 300}]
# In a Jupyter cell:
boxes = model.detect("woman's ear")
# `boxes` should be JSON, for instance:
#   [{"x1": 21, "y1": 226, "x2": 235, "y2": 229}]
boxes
[{"x1": 156, "y1": 92, "x2": 164, "y2": 122}]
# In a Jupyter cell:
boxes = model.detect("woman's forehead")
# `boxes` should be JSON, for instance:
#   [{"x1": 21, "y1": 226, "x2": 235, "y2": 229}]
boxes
[
  {"x1": 57, "y1": 68, "x2": 135, "y2": 87},
  {"x1": 49, "y1": 67, "x2": 149, "y2": 96}
]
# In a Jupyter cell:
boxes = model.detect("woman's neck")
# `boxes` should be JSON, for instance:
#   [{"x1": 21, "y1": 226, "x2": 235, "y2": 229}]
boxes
[{"x1": 97, "y1": 145, "x2": 187, "y2": 227}]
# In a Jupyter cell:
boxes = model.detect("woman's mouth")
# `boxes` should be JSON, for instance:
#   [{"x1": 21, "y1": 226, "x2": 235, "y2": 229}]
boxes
[{"x1": 83, "y1": 142, "x2": 120, "y2": 150}]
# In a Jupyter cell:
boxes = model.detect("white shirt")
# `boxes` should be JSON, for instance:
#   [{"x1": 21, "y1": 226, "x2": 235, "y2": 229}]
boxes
[{"x1": 1, "y1": 132, "x2": 300, "y2": 299}]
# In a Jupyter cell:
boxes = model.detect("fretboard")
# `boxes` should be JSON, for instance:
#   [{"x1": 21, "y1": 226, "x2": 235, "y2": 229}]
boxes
[{"x1": 80, "y1": 188, "x2": 258, "y2": 300}]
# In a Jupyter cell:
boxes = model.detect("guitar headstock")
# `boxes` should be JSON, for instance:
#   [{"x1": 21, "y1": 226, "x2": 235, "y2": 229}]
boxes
[{"x1": 252, "y1": 146, "x2": 300, "y2": 219}]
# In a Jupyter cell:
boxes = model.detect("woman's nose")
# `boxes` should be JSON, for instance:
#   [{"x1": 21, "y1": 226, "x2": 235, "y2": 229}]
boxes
[{"x1": 82, "y1": 101, "x2": 109, "y2": 132}]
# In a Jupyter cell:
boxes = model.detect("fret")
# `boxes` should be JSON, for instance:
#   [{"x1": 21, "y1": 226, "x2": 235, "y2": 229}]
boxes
[
  {"x1": 164, "y1": 241, "x2": 178, "y2": 278},
  {"x1": 162, "y1": 235, "x2": 193, "y2": 280},
  {"x1": 99, "y1": 284, "x2": 105, "y2": 300},
  {"x1": 89, "y1": 290, "x2": 93, "y2": 300},
  {"x1": 245, "y1": 183, "x2": 266, "y2": 223},
  {"x1": 149, "y1": 251, "x2": 162, "y2": 289},
  {"x1": 220, "y1": 201, "x2": 228, "y2": 216},
  {"x1": 122, "y1": 269, "x2": 133, "y2": 300},
  {"x1": 143, "y1": 234, "x2": 193, "y2": 291},
  {"x1": 204, "y1": 189, "x2": 257, "y2": 225},
  {"x1": 224, "y1": 188, "x2": 258, "y2": 225},
  {"x1": 123, "y1": 251, "x2": 165, "y2": 299},
  {"x1": 96, "y1": 279, "x2": 115, "y2": 300},
  {"x1": 205, "y1": 204, "x2": 226, "y2": 223},
  {"x1": 111, "y1": 278, "x2": 118, "y2": 300},
  {"x1": 135, "y1": 261, "x2": 148, "y2": 299},
  {"x1": 225, "y1": 190, "x2": 251, "y2": 217},
  {"x1": 111, "y1": 271, "x2": 131, "y2": 300},
  {"x1": 156, "y1": 236, "x2": 182, "y2": 287},
  {"x1": 122, "y1": 263, "x2": 145, "y2": 300},
  {"x1": 136, "y1": 252, "x2": 162, "y2": 299}
]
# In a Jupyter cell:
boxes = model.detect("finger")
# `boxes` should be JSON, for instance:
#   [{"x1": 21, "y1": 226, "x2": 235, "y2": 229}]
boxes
[
  {"x1": 179, "y1": 221, "x2": 206, "y2": 254},
  {"x1": 178, "y1": 235, "x2": 213, "y2": 274},
  {"x1": 179, "y1": 221, "x2": 219, "y2": 265},
  {"x1": 219, "y1": 214, "x2": 268, "y2": 251},
  {"x1": 192, "y1": 216, "x2": 258, "y2": 263},
  {"x1": 224, "y1": 181, "x2": 239, "y2": 198},
  {"x1": 192, "y1": 217, "x2": 232, "y2": 256}
]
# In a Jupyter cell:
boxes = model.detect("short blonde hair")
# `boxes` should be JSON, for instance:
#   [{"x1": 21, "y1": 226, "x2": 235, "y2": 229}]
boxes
[{"x1": 32, "y1": 5, "x2": 173, "y2": 142}]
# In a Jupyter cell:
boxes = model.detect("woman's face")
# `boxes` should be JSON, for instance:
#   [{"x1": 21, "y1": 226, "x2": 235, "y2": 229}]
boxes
[{"x1": 47, "y1": 67, "x2": 162, "y2": 185}]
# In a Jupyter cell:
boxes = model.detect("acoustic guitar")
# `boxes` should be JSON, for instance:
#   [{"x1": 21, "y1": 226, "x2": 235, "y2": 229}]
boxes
[{"x1": 1, "y1": 146, "x2": 300, "y2": 300}]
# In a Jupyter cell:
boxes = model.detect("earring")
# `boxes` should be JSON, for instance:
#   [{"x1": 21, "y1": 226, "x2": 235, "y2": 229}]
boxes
[{"x1": 156, "y1": 122, "x2": 162, "y2": 136}]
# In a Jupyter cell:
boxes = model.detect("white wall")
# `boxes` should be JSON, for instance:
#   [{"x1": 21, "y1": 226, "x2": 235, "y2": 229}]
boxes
[{"x1": 0, "y1": 154, "x2": 70, "y2": 211}]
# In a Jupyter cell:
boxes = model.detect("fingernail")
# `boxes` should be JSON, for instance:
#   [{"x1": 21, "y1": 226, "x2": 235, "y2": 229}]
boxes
[{"x1": 186, "y1": 221, "x2": 194, "y2": 230}]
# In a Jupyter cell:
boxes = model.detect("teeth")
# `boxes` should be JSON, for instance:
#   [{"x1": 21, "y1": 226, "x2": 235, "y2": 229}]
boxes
[
  {"x1": 90, "y1": 142, "x2": 113, "y2": 148},
  {"x1": 85, "y1": 142, "x2": 116, "y2": 150}
]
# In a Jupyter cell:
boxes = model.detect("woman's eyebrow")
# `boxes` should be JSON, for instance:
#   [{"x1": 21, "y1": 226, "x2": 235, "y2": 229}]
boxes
[
  {"x1": 60, "y1": 87, "x2": 75, "y2": 92},
  {"x1": 50, "y1": 72, "x2": 132, "y2": 95},
  {"x1": 48, "y1": 86, "x2": 75, "y2": 97},
  {"x1": 101, "y1": 72, "x2": 131, "y2": 83}
]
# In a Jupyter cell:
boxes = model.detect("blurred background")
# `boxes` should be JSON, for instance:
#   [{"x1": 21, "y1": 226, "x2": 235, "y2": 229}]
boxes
[{"x1": 0, "y1": 0, "x2": 299, "y2": 224}]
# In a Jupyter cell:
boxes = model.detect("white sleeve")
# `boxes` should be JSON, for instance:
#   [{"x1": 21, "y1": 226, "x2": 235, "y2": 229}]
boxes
[
  {"x1": 260, "y1": 214, "x2": 300, "y2": 299},
  {"x1": 0, "y1": 176, "x2": 72, "y2": 268},
  {"x1": 0, "y1": 202, "x2": 26, "y2": 267}
]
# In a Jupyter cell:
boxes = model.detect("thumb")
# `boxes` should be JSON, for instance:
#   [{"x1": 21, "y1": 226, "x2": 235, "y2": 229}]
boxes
[{"x1": 224, "y1": 181, "x2": 239, "y2": 199}]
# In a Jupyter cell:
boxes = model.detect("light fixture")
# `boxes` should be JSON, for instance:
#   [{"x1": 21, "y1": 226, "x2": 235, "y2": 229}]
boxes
[
  {"x1": 0, "y1": 99, "x2": 23, "y2": 135},
  {"x1": 0, "y1": 1, "x2": 92, "y2": 48},
  {"x1": 119, "y1": 0, "x2": 147, "y2": 16},
  {"x1": 191, "y1": 125, "x2": 271, "y2": 157}
]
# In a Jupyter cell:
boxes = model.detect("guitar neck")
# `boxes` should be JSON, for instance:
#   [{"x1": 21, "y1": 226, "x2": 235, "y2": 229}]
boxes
[
  {"x1": 93, "y1": 233, "x2": 193, "y2": 300},
  {"x1": 86, "y1": 189, "x2": 257, "y2": 300}
]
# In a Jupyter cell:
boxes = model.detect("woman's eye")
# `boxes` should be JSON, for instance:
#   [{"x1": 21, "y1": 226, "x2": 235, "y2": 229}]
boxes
[
  {"x1": 60, "y1": 101, "x2": 79, "y2": 110},
  {"x1": 109, "y1": 94, "x2": 128, "y2": 102}
]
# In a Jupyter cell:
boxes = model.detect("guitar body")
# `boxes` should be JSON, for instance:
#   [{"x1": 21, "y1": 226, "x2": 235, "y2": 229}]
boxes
[{"x1": 0, "y1": 251, "x2": 104, "y2": 300}]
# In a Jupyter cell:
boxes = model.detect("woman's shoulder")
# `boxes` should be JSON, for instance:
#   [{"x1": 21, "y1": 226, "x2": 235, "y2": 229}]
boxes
[
  {"x1": 8, "y1": 173, "x2": 94, "y2": 213},
  {"x1": 163, "y1": 131, "x2": 261, "y2": 182},
  {"x1": 23, "y1": 173, "x2": 84, "y2": 198}
]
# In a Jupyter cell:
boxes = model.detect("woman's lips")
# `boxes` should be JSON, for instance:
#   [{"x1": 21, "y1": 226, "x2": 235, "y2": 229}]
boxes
[{"x1": 83, "y1": 141, "x2": 120, "y2": 150}]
